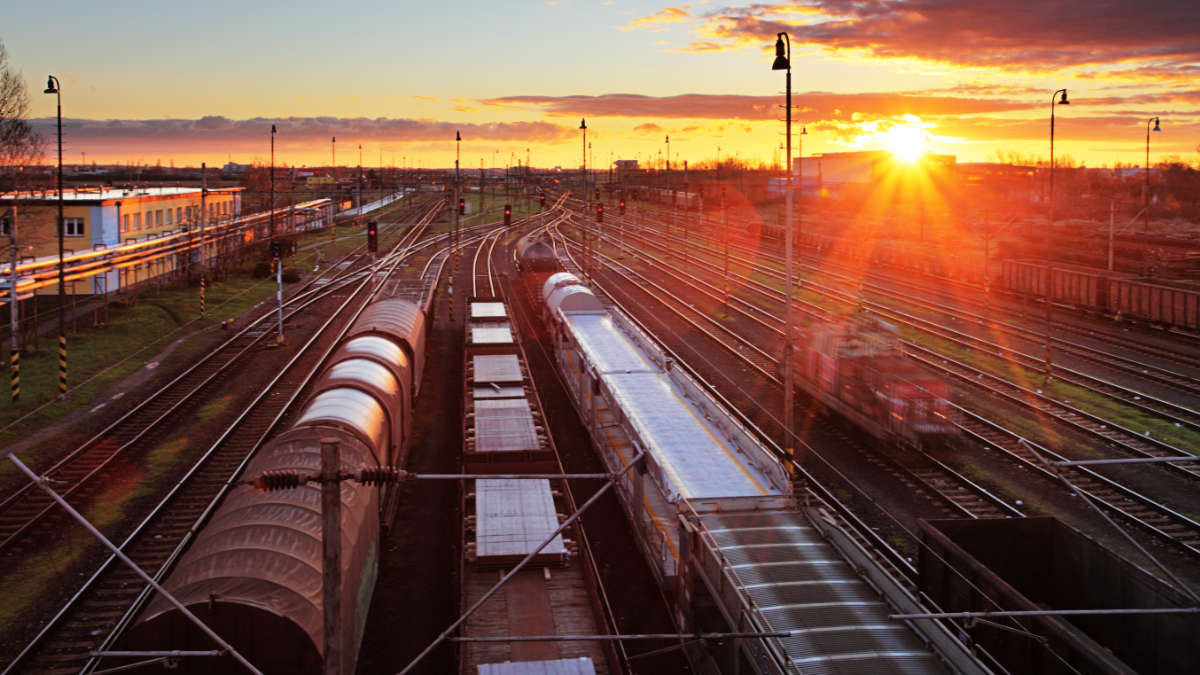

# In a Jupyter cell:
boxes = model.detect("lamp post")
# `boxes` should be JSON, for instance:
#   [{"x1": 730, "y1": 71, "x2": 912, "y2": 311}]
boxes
[
  {"x1": 1144, "y1": 116, "x2": 1161, "y2": 233},
  {"x1": 269, "y1": 124, "x2": 276, "y2": 240},
  {"x1": 455, "y1": 130, "x2": 461, "y2": 250},
  {"x1": 772, "y1": 33, "x2": 796, "y2": 468},
  {"x1": 1045, "y1": 88, "x2": 1069, "y2": 385},
  {"x1": 43, "y1": 75, "x2": 66, "y2": 398},
  {"x1": 580, "y1": 119, "x2": 587, "y2": 203}
]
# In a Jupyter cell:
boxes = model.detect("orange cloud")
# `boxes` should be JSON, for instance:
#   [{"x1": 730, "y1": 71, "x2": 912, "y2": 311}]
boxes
[{"x1": 623, "y1": 6, "x2": 692, "y2": 32}]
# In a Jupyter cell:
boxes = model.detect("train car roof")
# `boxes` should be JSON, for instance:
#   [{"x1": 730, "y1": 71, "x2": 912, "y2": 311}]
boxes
[
  {"x1": 546, "y1": 285, "x2": 604, "y2": 316},
  {"x1": 562, "y1": 312, "x2": 783, "y2": 501}
]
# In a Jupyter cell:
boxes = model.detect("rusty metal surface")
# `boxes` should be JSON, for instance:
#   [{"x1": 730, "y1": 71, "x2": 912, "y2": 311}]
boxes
[
  {"x1": 349, "y1": 299, "x2": 426, "y2": 396},
  {"x1": 296, "y1": 388, "x2": 388, "y2": 452}
]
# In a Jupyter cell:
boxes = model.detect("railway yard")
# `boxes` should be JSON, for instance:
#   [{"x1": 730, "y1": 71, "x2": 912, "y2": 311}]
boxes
[{"x1": 1, "y1": 186, "x2": 1198, "y2": 674}]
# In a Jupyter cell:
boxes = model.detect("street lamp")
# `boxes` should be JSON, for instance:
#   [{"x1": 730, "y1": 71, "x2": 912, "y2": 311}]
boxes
[
  {"x1": 43, "y1": 75, "x2": 66, "y2": 398},
  {"x1": 1145, "y1": 116, "x2": 1161, "y2": 233},
  {"x1": 1045, "y1": 88, "x2": 1069, "y2": 385},
  {"x1": 455, "y1": 130, "x2": 461, "y2": 250},
  {"x1": 772, "y1": 32, "x2": 796, "y2": 468},
  {"x1": 580, "y1": 118, "x2": 587, "y2": 204}
]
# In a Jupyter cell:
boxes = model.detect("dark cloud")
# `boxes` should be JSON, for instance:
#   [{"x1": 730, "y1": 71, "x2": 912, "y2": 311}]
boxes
[
  {"x1": 695, "y1": 1, "x2": 1200, "y2": 73},
  {"x1": 484, "y1": 91, "x2": 1035, "y2": 120},
  {"x1": 28, "y1": 116, "x2": 576, "y2": 150},
  {"x1": 633, "y1": 122, "x2": 664, "y2": 134}
]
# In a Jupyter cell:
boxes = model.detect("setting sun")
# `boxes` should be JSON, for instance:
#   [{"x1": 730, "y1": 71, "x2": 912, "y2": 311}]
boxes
[{"x1": 885, "y1": 125, "x2": 927, "y2": 163}]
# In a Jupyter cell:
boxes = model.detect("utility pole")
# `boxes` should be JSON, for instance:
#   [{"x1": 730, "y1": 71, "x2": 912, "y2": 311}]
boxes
[
  {"x1": 199, "y1": 163, "x2": 207, "y2": 318},
  {"x1": 321, "y1": 438, "x2": 343, "y2": 675},
  {"x1": 7, "y1": 202, "x2": 19, "y2": 402}
]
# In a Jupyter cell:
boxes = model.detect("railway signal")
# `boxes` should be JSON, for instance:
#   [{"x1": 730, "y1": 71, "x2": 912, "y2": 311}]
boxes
[
  {"x1": 594, "y1": 188, "x2": 600, "y2": 200},
  {"x1": 539, "y1": 194, "x2": 546, "y2": 209},
  {"x1": 459, "y1": 198, "x2": 466, "y2": 215},
  {"x1": 504, "y1": 204, "x2": 512, "y2": 227},
  {"x1": 619, "y1": 200, "x2": 625, "y2": 215},
  {"x1": 366, "y1": 221, "x2": 378, "y2": 253},
  {"x1": 596, "y1": 204, "x2": 603, "y2": 222}
]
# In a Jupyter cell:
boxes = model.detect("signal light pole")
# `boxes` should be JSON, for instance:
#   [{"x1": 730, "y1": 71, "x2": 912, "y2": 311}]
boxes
[{"x1": 269, "y1": 124, "x2": 276, "y2": 241}]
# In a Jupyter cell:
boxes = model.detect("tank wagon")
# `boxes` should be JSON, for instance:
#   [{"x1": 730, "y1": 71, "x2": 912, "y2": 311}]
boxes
[
  {"x1": 124, "y1": 299, "x2": 426, "y2": 674},
  {"x1": 532, "y1": 272, "x2": 987, "y2": 673},
  {"x1": 513, "y1": 232, "x2": 558, "y2": 275},
  {"x1": 458, "y1": 296, "x2": 616, "y2": 673},
  {"x1": 795, "y1": 315, "x2": 957, "y2": 448}
]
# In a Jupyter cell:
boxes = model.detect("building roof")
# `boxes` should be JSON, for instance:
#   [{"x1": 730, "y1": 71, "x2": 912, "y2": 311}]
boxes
[{"x1": 0, "y1": 186, "x2": 242, "y2": 206}]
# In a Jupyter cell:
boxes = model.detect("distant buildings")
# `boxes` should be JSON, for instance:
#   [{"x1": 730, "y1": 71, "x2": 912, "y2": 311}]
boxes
[
  {"x1": 1, "y1": 186, "x2": 242, "y2": 294},
  {"x1": 802, "y1": 150, "x2": 956, "y2": 191}
]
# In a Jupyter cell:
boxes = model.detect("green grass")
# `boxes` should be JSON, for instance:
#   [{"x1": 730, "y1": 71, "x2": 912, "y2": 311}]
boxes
[
  {"x1": 0, "y1": 436, "x2": 191, "y2": 631},
  {"x1": 905, "y1": 329, "x2": 1200, "y2": 453}
]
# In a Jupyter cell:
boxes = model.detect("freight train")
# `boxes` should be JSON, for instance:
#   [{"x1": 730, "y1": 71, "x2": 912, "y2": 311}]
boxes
[
  {"x1": 520, "y1": 245, "x2": 986, "y2": 673},
  {"x1": 794, "y1": 315, "x2": 957, "y2": 448},
  {"x1": 517, "y1": 235, "x2": 957, "y2": 450},
  {"x1": 1002, "y1": 259, "x2": 1200, "y2": 333},
  {"x1": 125, "y1": 298, "x2": 427, "y2": 674}
]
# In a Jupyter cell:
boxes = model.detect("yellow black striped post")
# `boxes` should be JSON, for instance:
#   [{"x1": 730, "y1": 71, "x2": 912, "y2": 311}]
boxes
[
  {"x1": 9, "y1": 351, "x2": 18, "y2": 403},
  {"x1": 200, "y1": 275, "x2": 206, "y2": 318},
  {"x1": 58, "y1": 334, "x2": 67, "y2": 397}
]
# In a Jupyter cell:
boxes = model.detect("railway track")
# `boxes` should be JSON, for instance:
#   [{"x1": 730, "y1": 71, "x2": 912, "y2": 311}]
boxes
[
  {"x1": 545, "y1": 218, "x2": 924, "y2": 586},
  {"x1": 608, "y1": 217, "x2": 1200, "y2": 475},
  {"x1": 570, "y1": 212, "x2": 1200, "y2": 560},
  {"x1": 553, "y1": 216, "x2": 1021, "y2": 527},
  {"x1": 627, "y1": 206, "x2": 1200, "y2": 398},
  {"x1": 3, "y1": 208, "x2": 445, "y2": 674}
]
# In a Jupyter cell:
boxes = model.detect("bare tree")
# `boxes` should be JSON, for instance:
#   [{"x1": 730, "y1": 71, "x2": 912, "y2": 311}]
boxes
[{"x1": 1, "y1": 39, "x2": 45, "y2": 186}]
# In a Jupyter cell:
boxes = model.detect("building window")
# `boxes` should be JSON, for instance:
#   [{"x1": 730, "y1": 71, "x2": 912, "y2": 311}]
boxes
[
  {"x1": 165, "y1": 209, "x2": 173, "y2": 225},
  {"x1": 122, "y1": 214, "x2": 130, "y2": 233},
  {"x1": 177, "y1": 207, "x2": 183, "y2": 224},
  {"x1": 0, "y1": 215, "x2": 10, "y2": 236},
  {"x1": 64, "y1": 217, "x2": 85, "y2": 237},
  {"x1": 134, "y1": 213, "x2": 141, "y2": 231},
  {"x1": 155, "y1": 210, "x2": 163, "y2": 227}
]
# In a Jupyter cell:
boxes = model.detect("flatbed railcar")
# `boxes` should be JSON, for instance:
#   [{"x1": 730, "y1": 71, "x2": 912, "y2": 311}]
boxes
[
  {"x1": 459, "y1": 296, "x2": 617, "y2": 674},
  {"x1": 529, "y1": 263, "x2": 987, "y2": 674},
  {"x1": 124, "y1": 298, "x2": 426, "y2": 674}
]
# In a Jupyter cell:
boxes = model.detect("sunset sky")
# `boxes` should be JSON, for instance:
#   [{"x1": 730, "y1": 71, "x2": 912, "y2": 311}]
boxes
[{"x1": 5, "y1": 0, "x2": 1198, "y2": 170}]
